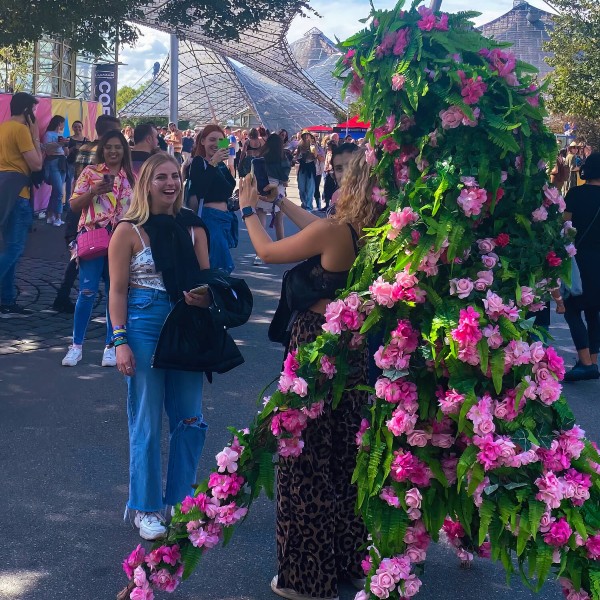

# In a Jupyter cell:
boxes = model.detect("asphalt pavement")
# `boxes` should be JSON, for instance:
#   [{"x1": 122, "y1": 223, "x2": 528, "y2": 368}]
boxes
[{"x1": 1, "y1": 191, "x2": 598, "y2": 600}]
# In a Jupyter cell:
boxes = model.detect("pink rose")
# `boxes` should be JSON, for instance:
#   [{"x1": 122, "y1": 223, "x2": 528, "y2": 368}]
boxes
[
  {"x1": 477, "y1": 238, "x2": 496, "y2": 253},
  {"x1": 291, "y1": 377, "x2": 308, "y2": 397},
  {"x1": 369, "y1": 573, "x2": 391, "y2": 598},
  {"x1": 407, "y1": 429, "x2": 430, "y2": 447},
  {"x1": 439, "y1": 106, "x2": 464, "y2": 129},
  {"x1": 405, "y1": 487, "x2": 422, "y2": 509},
  {"x1": 457, "y1": 187, "x2": 487, "y2": 217},
  {"x1": 449, "y1": 278, "x2": 474, "y2": 299},
  {"x1": 481, "y1": 253, "x2": 498, "y2": 269},
  {"x1": 586, "y1": 534, "x2": 600, "y2": 559},
  {"x1": 403, "y1": 574, "x2": 422, "y2": 597},
  {"x1": 130, "y1": 584, "x2": 155, "y2": 600},
  {"x1": 474, "y1": 270, "x2": 493, "y2": 291},
  {"x1": 532, "y1": 206, "x2": 548, "y2": 222}
]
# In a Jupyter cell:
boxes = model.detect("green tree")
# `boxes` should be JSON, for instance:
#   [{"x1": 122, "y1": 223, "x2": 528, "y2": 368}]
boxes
[
  {"x1": 0, "y1": 43, "x2": 33, "y2": 93},
  {"x1": 0, "y1": 0, "x2": 312, "y2": 56},
  {"x1": 117, "y1": 83, "x2": 149, "y2": 112},
  {"x1": 545, "y1": 0, "x2": 600, "y2": 117}
]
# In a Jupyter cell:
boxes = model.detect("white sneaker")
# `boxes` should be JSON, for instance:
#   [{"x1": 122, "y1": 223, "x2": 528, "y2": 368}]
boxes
[
  {"x1": 53, "y1": 219, "x2": 64, "y2": 227},
  {"x1": 38, "y1": 211, "x2": 46, "y2": 219},
  {"x1": 134, "y1": 511, "x2": 167, "y2": 541},
  {"x1": 46, "y1": 216, "x2": 55, "y2": 225},
  {"x1": 101, "y1": 345, "x2": 116, "y2": 367},
  {"x1": 62, "y1": 346, "x2": 82, "y2": 366}
]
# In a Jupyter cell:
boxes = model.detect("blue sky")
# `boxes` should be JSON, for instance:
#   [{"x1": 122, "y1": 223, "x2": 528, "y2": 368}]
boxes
[{"x1": 118, "y1": 0, "x2": 554, "y2": 86}]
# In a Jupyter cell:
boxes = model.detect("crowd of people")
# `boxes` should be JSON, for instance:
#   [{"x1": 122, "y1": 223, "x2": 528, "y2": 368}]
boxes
[{"x1": 3, "y1": 91, "x2": 600, "y2": 599}]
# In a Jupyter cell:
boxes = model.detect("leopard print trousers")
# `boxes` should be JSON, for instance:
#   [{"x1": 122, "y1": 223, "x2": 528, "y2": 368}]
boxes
[{"x1": 276, "y1": 310, "x2": 369, "y2": 598}]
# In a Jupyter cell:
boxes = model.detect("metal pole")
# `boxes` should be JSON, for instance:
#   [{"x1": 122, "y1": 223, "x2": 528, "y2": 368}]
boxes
[
  {"x1": 169, "y1": 34, "x2": 179, "y2": 125},
  {"x1": 114, "y1": 25, "x2": 119, "y2": 116},
  {"x1": 429, "y1": 0, "x2": 442, "y2": 11}
]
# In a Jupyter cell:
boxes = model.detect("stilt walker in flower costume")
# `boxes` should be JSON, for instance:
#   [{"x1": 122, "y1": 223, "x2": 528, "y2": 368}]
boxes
[{"x1": 118, "y1": 2, "x2": 600, "y2": 599}]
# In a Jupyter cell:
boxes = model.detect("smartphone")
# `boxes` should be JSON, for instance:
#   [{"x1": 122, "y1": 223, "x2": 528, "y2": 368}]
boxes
[
  {"x1": 251, "y1": 157, "x2": 270, "y2": 195},
  {"x1": 103, "y1": 174, "x2": 115, "y2": 185},
  {"x1": 189, "y1": 285, "x2": 209, "y2": 295},
  {"x1": 23, "y1": 107, "x2": 36, "y2": 124},
  {"x1": 217, "y1": 138, "x2": 230, "y2": 149}
]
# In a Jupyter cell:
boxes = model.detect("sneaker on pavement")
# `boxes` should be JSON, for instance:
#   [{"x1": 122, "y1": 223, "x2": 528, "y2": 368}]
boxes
[
  {"x1": 53, "y1": 219, "x2": 64, "y2": 227},
  {"x1": 62, "y1": 346, "x2": 82, "y2": 366},
  {"x1": 46, "y1": 216, "x2": 55, "y2": 225},
  {"x1": 101, "y1": 345, "x2": 116, "y2": 367},
  {"x1": 38, "y1": 210, "x2": 47, "y2": 220},
  {"x1": 563, "y1": 363, "x2": 600, "y2": 382},
  {"x1": 134, "y1": 511, "x2": 167, "y2": 541},
  {"x1": 0, "y1": 304, "x2": 33, "y2": 318}
]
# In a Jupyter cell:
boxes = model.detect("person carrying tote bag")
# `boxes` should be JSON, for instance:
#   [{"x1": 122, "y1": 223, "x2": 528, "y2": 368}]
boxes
[
  {"x1": 61, "y1": 130, "x2": 135, "y2": 368},
  {"x1": 562, "y1": 152, "x2": 600, "y2": 382}
]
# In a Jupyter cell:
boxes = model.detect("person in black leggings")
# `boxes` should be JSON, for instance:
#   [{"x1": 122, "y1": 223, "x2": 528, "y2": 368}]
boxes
[{"x1": 562, "y1": 152, "x2": 600, "y2": 382}]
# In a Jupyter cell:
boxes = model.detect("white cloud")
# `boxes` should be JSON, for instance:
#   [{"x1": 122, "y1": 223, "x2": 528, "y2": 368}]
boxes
[{"x1": 119, "y1": 0, "x2": 555, "y2": 86}]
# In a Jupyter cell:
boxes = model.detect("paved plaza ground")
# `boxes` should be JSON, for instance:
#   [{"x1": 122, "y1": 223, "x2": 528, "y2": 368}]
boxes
[{"x1": 1, "y1": 190, "x2": 598, "y2": 600}]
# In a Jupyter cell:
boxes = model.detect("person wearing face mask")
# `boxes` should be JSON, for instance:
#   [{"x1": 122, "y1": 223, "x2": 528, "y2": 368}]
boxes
[
  {"x1": 108, "y1": 153, "x2": 212, "y2": 541},
  {"x1": 188, "y1": 124, "x2": 237, "y2": 273},
  {"x1": 61, "y1": 130, "x2": 135, "y2": 367}
]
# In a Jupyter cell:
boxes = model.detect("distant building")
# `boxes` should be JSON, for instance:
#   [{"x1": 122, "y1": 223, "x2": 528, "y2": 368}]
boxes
[{"x1": 480, "y1": 0, "x2": 555, "y2": 78}]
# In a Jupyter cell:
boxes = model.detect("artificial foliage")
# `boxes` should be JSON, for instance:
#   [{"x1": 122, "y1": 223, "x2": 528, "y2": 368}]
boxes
[{"x1": 118, "y1": 2, "x2": 600, "y2": 599}]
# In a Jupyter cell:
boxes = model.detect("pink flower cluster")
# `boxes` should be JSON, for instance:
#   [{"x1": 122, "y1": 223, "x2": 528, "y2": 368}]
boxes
[
  {"x1": 376, "y1": 27, "x2": 411, "y2": 59},
  {"x1": 457, "y1": 185, "x2": 488, "y2": 217},
  {"x1": 416, "y1": 6, "x2": 448, "y2": 31},
  {"x1": 451, "y1": 306, "x2": 482, "y2": 366},
  {"x1": 322, "y1": 292, "x2": 365, "y2": 334},
  {"x1": 479, "y1": 48, "x2": 518, "y2": 86},
  {"x1": 374, "y1": 319, "x2": 419, "y2": 371},
  {"x1": 542, "y1": 183, "x2": 566, "y2": 213},
  {"x1": 271, "y1": 402, "x2": 325, "y2": 458},
  {"x1": 472, "y1": 433, "x2": 516, "y2": 470},
  {"x1": 535, "y1": 464, "x2": 591, "y2": 510},
  {"x1": 458, "y1": 70, "x2": 487, "y2": 104},
  {"x1": 442, "y1": 518, "x2": 474, "y2": 562},
  {"x1": 372, "y1": 186, "x2": 388, "y2": 205},
  {"x1": 439, "y1": 105, "x2": 480, "y2": 130},
  {"x1": 391, "y1": 73, "x2": 406, "y2": 91},
  {"x1": 482, "y1": 290, "x2": 519, "y2": 322},
  {"x1": 369, "y1": 554, "x2": 422, "y2": 599},
  {"x1": 560, "y1": 578, "x2": 591, "y2": 600},
  {"x1": 123, "y1": 544, "x2": 184, "y2": 598},
  {"x1": 417, "y1": 240, "x2": 448, "y2": 276},
  {"x1": 277, "y1": 350, "x2": 310, "y2": 396},
  {"x1": 386, "y1": 383, "x2": 419, "y2": 437},
  {"x1": 208, "y1": 472, "x2": 245, "y2": 500},
  {"x1": 390, "y1": 449, "x2": 432, "y2": 486},
  {"x1": 387, "y1": 207, "x2": 418, "y2": 240},
  {"x1": 370, "y1": 270, "x2": 426, "y2": 307},
  {"x1": 467, "y1": 393, "x2": 495, "y2": 436},
  {"x1": 437, "y1": 388, "x2": 465, "y2": 416}
]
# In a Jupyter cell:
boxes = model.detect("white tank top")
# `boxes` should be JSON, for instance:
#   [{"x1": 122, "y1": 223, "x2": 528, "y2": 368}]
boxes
[{"x1": 129, "y1": 224, "x2": 166, "y2": 291}]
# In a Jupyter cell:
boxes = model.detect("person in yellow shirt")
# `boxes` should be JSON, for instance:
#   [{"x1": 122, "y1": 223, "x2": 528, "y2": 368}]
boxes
[{"x1": 0, "y1": 92, "x2": 43, "y2": 317}]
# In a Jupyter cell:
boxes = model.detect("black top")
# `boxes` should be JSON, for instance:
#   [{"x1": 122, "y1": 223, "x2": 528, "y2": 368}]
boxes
[
  {"x1": 189, "y1": 156, "x2": 236, "y2": 205},
  {"x1": 565, "y1": 184, "x2": 600, "y2": 307},
  {"x1": 182, "y1": 137, "x2": 194, "y2": 153},
  {"x1": 565, "y1": 184, "x2": 600, "y2": 252},
  {"x1": 66, "y1": 137, "x2": 89, "y2": 164},
  {"x1": 308, "y1": 224, "x2": 359, "y2": 299},
  {"x1": 265, "y1": 157, "x2": 291, "y2": 182},
  {"x1": 131, "y1": 150, "x2": 152, "y2": 176}
]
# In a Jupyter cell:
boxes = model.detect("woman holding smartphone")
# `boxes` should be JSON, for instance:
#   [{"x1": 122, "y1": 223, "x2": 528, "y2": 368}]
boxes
[
  {"x1": 109, "y1": 153, "x2": 211, "y2": 540},
  {"x1": 61, "y1": 130, "x2": 135, "y2": 367},
  {"x1": 188, "y1": 124, "x2": 237, "y2": 273},
  {"x1": 42, "y1": 115, "x2": 68, "y2": 226}
]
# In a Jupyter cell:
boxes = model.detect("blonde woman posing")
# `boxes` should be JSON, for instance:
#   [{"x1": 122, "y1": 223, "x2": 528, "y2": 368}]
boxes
[
  {"x1": 238, "y1": 149, "x2": 385, "y2": 600},
  {"x1": 108, "y1": 153, "x2": 211, "y2": 541}
]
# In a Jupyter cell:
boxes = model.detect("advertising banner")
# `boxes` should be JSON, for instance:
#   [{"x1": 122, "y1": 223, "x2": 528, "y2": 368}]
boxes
[{"x1": 92, "y1": 63, "x2": 117, "y2": 116}]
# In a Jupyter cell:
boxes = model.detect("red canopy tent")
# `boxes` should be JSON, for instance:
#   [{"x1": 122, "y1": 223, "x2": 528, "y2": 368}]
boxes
[
  {"x1": 304, "y1": 125, "x2": 333, "y2": 133},
  {"x1": 334, "y1": 115, "x2": 370, "y2": 130}
]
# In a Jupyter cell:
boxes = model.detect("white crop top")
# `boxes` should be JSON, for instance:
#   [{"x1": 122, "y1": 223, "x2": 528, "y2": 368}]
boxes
[
  {"x1": 129, "y1": 223, "x2": 196, "y2": 292},
  {"x1": 129, "y1": 224, "x2": 166, "y2": 291}
]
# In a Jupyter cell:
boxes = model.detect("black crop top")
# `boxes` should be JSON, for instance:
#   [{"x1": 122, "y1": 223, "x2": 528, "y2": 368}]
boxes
[
  {"x1": 307, "y1": 224, "x2": 359, "y2": 299},
  {"x1": 189, "y1": 156, "x2": 235, "y2": 205}
]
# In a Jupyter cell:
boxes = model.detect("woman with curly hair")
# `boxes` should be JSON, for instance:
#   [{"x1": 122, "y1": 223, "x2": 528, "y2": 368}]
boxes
[{"x1": 238, "y1": 149, "x2": 385, "y2": 600}]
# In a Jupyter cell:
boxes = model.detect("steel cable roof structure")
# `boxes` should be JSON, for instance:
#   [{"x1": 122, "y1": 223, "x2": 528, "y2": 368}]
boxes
[{"x1": 120, "y1": 2, "x2": 347, "y2": 130}]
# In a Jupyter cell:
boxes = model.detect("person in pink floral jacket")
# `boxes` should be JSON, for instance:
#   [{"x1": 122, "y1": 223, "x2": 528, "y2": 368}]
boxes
[{"x1": 61, "y1": 130, "x2": 135, "y2": 368}]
